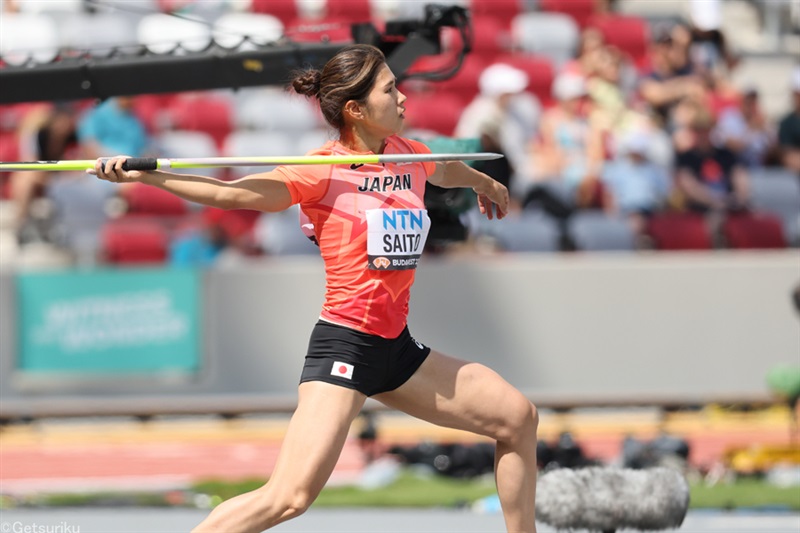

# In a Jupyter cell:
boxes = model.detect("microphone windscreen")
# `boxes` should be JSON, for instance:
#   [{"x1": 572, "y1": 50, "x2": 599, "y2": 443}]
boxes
[{"x1": 536, "y1": 466, "x2": 690, "y2": 531}]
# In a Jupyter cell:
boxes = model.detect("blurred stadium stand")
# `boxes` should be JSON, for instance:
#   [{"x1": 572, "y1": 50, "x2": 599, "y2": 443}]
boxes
[{"x1": 0, "y1": 0, "x2": 796, "y2": 263}]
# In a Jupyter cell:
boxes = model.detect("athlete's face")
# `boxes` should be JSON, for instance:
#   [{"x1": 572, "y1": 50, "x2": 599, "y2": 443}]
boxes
[{"x1": 361, "y1": 63, "x2": 407, "y2": 136}]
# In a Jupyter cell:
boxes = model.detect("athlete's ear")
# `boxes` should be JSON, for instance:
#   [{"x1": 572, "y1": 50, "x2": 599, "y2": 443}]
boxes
[{"x1": 343, "y1": 100, "x2": 365, "y2": 121}]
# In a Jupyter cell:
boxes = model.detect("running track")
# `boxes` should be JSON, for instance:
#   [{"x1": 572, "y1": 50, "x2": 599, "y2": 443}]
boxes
[{"x1": 1, "y1": 409, "x2": 795, "y2": 494}]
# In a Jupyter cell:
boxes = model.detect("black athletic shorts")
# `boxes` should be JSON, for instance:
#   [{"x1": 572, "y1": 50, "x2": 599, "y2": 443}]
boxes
[{"x1": 299, "y1": 320, "x2": 431, "y2": 396}]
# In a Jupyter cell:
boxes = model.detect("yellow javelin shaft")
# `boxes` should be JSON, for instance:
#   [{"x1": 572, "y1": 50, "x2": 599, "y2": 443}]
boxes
[{"x1": 0, "y1": 153, "x2": 503, "y2": 172}]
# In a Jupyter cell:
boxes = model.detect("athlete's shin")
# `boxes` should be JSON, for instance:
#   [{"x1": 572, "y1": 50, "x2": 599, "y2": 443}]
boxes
[{"x1": 494, "y1": 400, "x2": 539, "y2": 533}]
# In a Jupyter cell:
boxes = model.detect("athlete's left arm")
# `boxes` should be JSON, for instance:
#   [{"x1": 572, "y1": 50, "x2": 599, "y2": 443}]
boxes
[{"x1": 427, "y1": 161, "x2": 509, "y2": 220}]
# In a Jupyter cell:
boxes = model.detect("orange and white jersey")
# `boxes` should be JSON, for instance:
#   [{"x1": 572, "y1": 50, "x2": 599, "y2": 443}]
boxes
[{"x1": 273, "y1": 135, "x2": 436, "y2": 338}]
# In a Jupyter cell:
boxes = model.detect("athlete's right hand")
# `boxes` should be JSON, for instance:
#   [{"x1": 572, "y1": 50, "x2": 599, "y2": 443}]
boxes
[
  {"x1": 87, "y1": 156, "x2": 146, "y2": 183},
  {"x1": 473, "y1": 175, "x2": 509, "y2": 220}
]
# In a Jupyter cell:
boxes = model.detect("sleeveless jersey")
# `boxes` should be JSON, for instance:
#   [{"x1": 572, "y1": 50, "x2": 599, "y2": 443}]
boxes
[{"x1": 273, "y1": 135, "x2": 436, "y2": 338}]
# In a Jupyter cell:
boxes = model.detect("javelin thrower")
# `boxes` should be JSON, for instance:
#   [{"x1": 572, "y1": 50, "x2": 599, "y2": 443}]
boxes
[{"x1": 81, "y1": 44, "x2": 538, "y2": 533}]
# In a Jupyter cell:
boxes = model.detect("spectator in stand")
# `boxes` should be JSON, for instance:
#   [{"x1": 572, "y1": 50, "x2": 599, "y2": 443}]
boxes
[
  {"x1": 454, "y1": 63, "x2": 541, "y2": 202},
  {"x1": 78, "y1": 96, "x2": 149, "y2": 161},
  {"x1": 638, "y1": 26, "x2": 706, "y2": 130},
  {"x1": 601, "y1": 130, "x2": 671, "y2": 236},
  {"x1": 675, "y1": 108, "x2": 750, "y2": 214},
  {"x1": 686, "y1": 0, "x2": 739, "y2": 75},
  {"x1": 715, "y1": 87, "x2": 775, "y2": 169},
  {"x1": 39, "y1": 97, "x2": 151, "y2": 263},
  {"x1": 562, "y1": 27, "x2": 606, "y2": 79},
  {"x1": 528, "y1": 72, "x2": 604, "y2": 209},
  {"x1": 587, "y1": 45, "x2": 648, "y2": 139},
  {"x1": 169, "y1": 219, "x2": 228, "y2": 267},
  {"x1": 9, "y1": 103, "x2": 80, "y2": 244},
  {"x1": 777, "y1": 66, "x2": 800, "y2": 178}
]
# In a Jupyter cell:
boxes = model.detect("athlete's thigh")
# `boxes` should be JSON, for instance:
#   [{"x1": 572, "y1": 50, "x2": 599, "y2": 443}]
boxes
[
  {"x1": 269, "y1": 381, "x2": 366, "y2": 496},
  {"x1": 373, "y1": 350, "x2": 531, "y2": 441}
]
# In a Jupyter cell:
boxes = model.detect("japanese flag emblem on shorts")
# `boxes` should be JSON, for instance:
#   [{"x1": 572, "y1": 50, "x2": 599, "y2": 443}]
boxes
[{"x1": 331, "y1": 361, "x2": 354, "y2": 380}]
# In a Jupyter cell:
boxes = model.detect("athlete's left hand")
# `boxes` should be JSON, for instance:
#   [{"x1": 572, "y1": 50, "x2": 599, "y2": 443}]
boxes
[{"x1": 474, "y1": 177, "x2": 509, "y2": 220}]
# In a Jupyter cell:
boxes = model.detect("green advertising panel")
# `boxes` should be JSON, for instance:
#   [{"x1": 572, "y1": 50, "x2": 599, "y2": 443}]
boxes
[{"x1": 16, "y1": 268, "x2": 201, "y2": 374}]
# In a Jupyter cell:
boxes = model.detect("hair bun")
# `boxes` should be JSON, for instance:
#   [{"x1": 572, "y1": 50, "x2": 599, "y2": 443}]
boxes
[{"x1": 292, "y1": 69, "x2": 322, "y2": 98}]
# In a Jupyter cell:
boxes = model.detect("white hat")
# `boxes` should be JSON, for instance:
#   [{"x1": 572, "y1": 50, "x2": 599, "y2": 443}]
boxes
[
  {"x1": 619, "y1": 130, "x2": 650, "y2": 157},
  {"x1": 552, "y1": 73, "x2": 587, "y2": 101},
  {"x1": 479, "y1": 63, "x2": 529, "y2": 98},
  {"x1": 690, "y1": 0, "x2": 721, "y2": 31}
]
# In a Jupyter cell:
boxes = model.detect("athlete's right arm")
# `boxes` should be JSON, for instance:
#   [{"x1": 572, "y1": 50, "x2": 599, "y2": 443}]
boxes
[{"x1": 89, "y1": 156, "x2": 292, "y2": 212}]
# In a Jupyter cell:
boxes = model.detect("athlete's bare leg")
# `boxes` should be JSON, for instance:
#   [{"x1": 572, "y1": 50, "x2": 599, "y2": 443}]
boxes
[
  {"x1": 374, "y1": 350, "x2": 539, "y2": 533},
  {"x1": 192, "y1": 381, "x2": 366, "y2": 533}
]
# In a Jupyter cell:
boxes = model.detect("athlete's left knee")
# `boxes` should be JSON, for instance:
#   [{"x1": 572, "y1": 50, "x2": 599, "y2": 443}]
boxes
[{"x1": 496, "y1": 391, "x2": 539, "y2": 446}]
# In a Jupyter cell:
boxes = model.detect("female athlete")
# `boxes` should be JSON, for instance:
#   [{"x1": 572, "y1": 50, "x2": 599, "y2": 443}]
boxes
[{"x1": 90, "y1": 44, "x2": 539, "y2": 533}]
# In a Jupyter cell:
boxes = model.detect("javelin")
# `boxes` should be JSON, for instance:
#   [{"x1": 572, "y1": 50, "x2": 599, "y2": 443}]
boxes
[{"x1": 0, "y1": 153, "x2": 503, "y2": 172}]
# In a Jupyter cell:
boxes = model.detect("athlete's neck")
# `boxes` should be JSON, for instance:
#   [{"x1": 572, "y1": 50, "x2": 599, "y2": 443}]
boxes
[{"x1": 340, "y1": 127, "x2": 387, "y2": 155}]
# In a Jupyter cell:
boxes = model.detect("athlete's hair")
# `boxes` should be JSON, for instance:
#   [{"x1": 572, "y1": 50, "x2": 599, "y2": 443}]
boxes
[{"x1": 291, "y1": 44, "x2": 387, "y2": 130}]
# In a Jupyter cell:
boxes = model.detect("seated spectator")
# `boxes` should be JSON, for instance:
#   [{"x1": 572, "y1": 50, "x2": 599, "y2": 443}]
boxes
[
  {"x1": 587, "y1": 45, "x2": 648, "y2": 138},
  {"x1": 601, "y1": 131, "x2": 671, "y2": 235},
  {"x1": 715, "y1": 87, "x2": 775, "y2": 169},
  {"x1": 454, "y1": 63, "x2": 541, "y2": 199},
  {"x1": 561, "y1": 27, "x2": 606, "y2": 78},
  {"x1": 778, "y1": 67, "x2": 800, "y2": 177},
  {"x1": 528, "y1": 73, "x2": 604, "y2": 209},
  {"x1": 170, "y1": 221, "x2": 228, "y2": 267},
  {"x1": 638, "y1": 27, "x2": 705, "y2": 130},
  {"x1": 40, "y1": 97, "x2": 151, "y2": 262},
  {"x1": 78, "y1": 96, "x2": 149, "y2": 160},
  {"x1": 686, "y1": 0, "x2": 739, "y2": 75},
  {"x1": 9, "y1": 103, "x2": 80, "y2": 244},
  {"x1": 675, "y1": 109, "x2": 750, "y2": 214}
]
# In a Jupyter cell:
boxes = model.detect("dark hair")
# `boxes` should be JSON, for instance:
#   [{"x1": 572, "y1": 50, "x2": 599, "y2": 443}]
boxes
[{"x1": 290, "y1": 44, "x2": 386, "y2": 130}]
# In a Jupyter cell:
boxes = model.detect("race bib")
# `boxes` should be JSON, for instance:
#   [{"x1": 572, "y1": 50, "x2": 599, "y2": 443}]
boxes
[{"x1": 366, "y1": 208, "x2": 430, "y2": 270}]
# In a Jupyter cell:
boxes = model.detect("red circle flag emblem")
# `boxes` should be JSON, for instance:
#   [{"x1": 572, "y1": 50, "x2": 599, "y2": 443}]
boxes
[{"x1": 331, "y1": 361, "x2": 354, "y2": 380}]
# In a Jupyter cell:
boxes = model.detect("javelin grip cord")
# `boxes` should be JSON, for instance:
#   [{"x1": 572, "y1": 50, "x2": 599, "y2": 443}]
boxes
[{"x1": 99, "y1": 157, "x2": 159, "y2": 171}]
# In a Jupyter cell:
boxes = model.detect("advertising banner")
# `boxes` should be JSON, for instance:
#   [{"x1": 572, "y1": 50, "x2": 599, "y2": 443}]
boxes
[{"x1": 16, "y1": 268, "x2": 201, "y2": 374}]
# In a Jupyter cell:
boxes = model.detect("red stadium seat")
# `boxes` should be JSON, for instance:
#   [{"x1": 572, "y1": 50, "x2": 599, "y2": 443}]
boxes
[
  {"x1": 722, "y1": 212, "x2": 786, "y2": 249},
  {"x1": 133, "y1": 94, "x2": 179, "y2": 135},
  {"x1": 587, "y1": 14, "x2": 650, "y2": 69},
  {"x1": 203, "y1": 207, "x2": 261, "y2": 241},
  {"x1": 101, "y1": 217, "x2": 169, "y2": 265},
  {"x1": 434, "y1": 55, "x2": 488, "y2": 105},
  {"x1": 494, "y1": 53, "x2": 555, "y2": 107},
  {"x1": 646, "y1": 213, "x2": 713, "y2": 251},
  {"x1": 285, "y1": 17, "x2": 355, "y2": 44},
  {"x1": 251, "y1": 0, "x2": 299, "y2": 25},
  {"x1": 403, "y1": 94, "x2": 465, "y2": 136},
  {"x1": 0, "y1": 131, "x2": 19, "y2": 199},
  {"x1": 406, "y1": 52, "x2": 486, "y2": 105},
  {"x1": 539, "y1": 0, "x2": 598, "y2": 28},
  {"x1": 0, "y1": 131, "x2": 19, "y2": 162},
  {"x1": 122, "y1": 182, "x2": 189, "y2": 218},
  {"x1": 441, "y1": 16, "x2": 509, "y2": 60},
  {"x1": 167, "y1": 94, "x2": 233, "y2": 150},
  {"x1": 325, "y1": 0, "x2": 372, "y2": 23},
  {"x1": 0, "y1": 103, "x2": 45, "y2": 132},
  {"x1": 469, "y1": 16, "x2": 510, "y2": 59},
  {"x1": 469, "y1": 0, "x2": 523, "y2": 26}
]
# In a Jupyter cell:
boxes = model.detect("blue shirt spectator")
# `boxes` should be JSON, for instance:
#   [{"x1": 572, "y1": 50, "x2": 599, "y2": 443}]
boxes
[
  {"x1": 602, "y1": 133, "x2": 670, "y2": 214},
  {"x1": 77, "y1": 97, "x2": 148, "y2": 157}
]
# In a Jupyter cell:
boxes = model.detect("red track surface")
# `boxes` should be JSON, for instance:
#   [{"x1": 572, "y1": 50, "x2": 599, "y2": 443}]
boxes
[{"x1": 0, "y1": 412, "x2": 795, "y2": 494}]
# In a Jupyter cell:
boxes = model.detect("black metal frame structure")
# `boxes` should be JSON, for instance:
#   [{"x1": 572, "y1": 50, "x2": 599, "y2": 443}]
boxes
[{"x1": 0, "y1": 3, "x2": 472, "y2": 104}]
